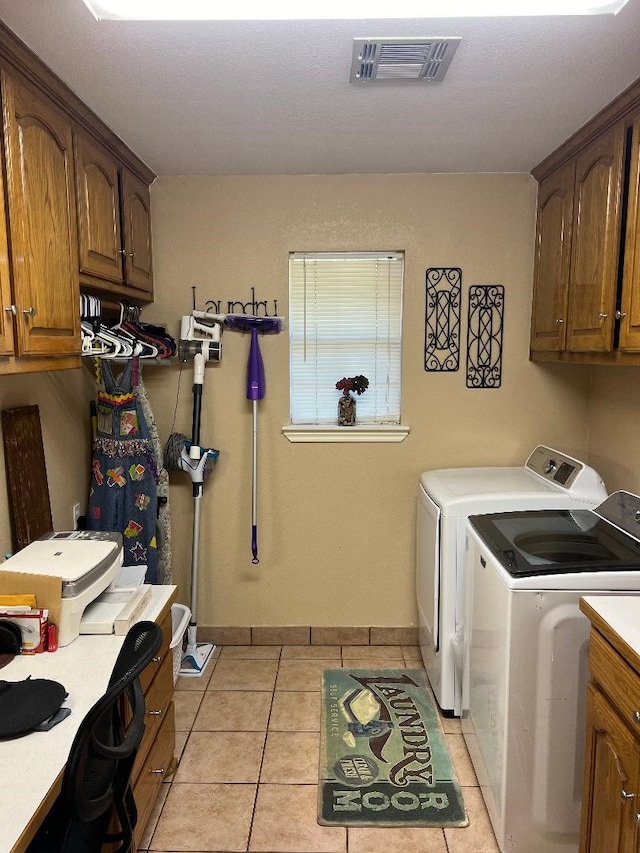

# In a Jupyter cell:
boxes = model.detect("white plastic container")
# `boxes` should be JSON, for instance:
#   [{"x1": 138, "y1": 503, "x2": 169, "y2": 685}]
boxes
[{"x1": 170, "y1": 603, "x2": 191, "y2": 684}]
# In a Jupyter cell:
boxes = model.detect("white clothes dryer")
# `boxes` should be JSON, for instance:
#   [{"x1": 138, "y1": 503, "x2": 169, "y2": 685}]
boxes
[{"x1": 416, "y1": 445, "x2": 606, "y2": 717}]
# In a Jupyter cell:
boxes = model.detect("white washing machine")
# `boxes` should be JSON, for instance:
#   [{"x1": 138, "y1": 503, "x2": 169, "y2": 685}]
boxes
[
  {"x1": 462, "y1": 491, "x2": 640, "y2": 853},
  {"x1": 416, "y1": 445, "x2": 607, "y2": 717}
]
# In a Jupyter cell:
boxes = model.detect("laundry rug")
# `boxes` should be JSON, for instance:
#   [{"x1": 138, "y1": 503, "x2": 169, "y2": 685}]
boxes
[{"x1": 318, "y1": 669, "x2": 468, "y2": 827}]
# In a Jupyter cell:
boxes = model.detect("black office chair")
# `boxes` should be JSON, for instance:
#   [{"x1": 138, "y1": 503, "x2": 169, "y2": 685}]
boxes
[{"x1": 28, "y1": 620, "x2": 163, "y2": 853}]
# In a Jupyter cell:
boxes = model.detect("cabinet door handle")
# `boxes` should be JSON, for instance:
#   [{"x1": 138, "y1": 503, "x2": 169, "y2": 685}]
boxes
[
  {"x1": 152, "y1": 656, "x2": 162, "y2": 663},
  {"x1": 129, "y1": 252, "x2": 136, "y2": 259},
  {"x1": 148, "y1": 708, "x2": 163, "y2": 716},
  {"x1": 555, "y1": 318, "x2": 564, "y2": 324},
  {"x1": 621, "y1": 789, "x2": 635, "y2": 801},
  {"x1": 4, "y1": 305, "x2": 16, "y2": 315},
  {"x1": 634, "y1": 710, "x2": 640, "y2": 724},
  {"x1": 598, "y1": 312, "x2": 608, "y2": 320},
  {"x1": 22, "y1": 306, "x2": 36, "y2": 318},
  {"x1": 149, "y1": 767, "x2": 165, "y2": 776},
  {"x1": 616, "y1": 310, "x2": 627, "y2": 320}
]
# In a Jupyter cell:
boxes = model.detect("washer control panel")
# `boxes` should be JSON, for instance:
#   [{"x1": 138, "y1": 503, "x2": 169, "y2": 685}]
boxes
[
  {"x1": 526, "y1": 446, "x2": 583, "y2": 487},
  {"x1": 525, "y1": 446, "x2": 606, "y2": 502}
]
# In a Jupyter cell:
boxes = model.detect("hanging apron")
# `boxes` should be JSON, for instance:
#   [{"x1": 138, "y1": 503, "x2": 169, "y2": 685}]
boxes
[{"x1": 87, "y1": 357, "x2": 159, "y2": 583}]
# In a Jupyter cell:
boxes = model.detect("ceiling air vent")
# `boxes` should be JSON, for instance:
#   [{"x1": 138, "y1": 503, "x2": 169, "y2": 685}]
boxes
[{"x1": 350, "y1": 37, "x2": 460, "y2": 84}]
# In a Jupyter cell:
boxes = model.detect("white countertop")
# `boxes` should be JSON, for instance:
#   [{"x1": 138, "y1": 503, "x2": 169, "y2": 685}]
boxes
[
  {"x1": 582, "y1": 593, "x2": 640, "y2": 660},
  {"x1": 0, "y1": 585, "x2": 176, "y2": 853}
]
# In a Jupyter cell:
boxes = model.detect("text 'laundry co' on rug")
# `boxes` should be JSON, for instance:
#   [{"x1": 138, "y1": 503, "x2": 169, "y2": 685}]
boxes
[{"x1": 319, "y1": 668, "x2": 468, "y2": 827}]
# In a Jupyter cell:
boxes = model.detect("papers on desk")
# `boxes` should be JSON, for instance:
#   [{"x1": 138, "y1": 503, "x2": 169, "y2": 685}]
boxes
[
  {"x1": 111, "y1": 565, "x2": 147, "y2": 588},
  {"x1": 80, "y1": 565, "x2": 151, "y2": 635}
]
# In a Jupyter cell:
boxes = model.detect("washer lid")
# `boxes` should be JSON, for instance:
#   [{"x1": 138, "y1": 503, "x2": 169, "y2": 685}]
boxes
[
  {"x1": 419, "y1": 467, "x2": 598, "y2": 516},
  {"x1": 420, "y1": 446, "x2": 606, "y2": 512},
  {"x1": 468, "y1": 507, "x2": 640, "y2": 577}
]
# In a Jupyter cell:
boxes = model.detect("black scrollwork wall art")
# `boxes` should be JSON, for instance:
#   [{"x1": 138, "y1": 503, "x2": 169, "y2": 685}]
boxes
[
  {"x1": 424, "y1": 268, "x2": 461, "y2": 372},
  {"x1": 466, "y1": 285, "x2": 505, "y2": 389}
]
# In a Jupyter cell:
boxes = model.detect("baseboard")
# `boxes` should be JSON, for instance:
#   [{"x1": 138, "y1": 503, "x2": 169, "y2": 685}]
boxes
[{"x1": 196, "y1": 625, "x2": 419, "y2": 646}]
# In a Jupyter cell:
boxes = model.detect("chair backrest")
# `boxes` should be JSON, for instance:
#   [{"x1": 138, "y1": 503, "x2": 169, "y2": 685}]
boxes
[{"x1": 60, "y1": 621, "x2": 163, "y2": 827}]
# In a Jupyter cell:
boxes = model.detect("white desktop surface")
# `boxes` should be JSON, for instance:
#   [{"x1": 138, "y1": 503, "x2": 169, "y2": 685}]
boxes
[{"x1": 0, "y1": 585, "x2": 176, "y2": 853}]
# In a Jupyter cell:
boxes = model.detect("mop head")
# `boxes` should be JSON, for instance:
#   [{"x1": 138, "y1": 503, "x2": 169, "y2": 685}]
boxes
[
  {"x1": 164, "y1": 433, "x2": 219, "y2": 480},
  {"x1": 226, "y1": 315, "x2": 285, "y2": 334},
  {"x1": 179, "y1": 641, "x2": 216, "y2": 677},
  {"x1": 164, "y1": 432, "x2": 188, "y2": 471}
]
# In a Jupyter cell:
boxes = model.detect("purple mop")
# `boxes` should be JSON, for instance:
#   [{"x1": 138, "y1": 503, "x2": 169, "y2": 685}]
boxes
[{"x1": 226, "y1": 315, "x2": 284, "y2": 563}]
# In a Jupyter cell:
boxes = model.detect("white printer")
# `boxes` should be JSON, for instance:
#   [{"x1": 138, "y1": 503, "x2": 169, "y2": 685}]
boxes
[{"x1": 2, "y1": 531, "x2": 123, "y2": 646}]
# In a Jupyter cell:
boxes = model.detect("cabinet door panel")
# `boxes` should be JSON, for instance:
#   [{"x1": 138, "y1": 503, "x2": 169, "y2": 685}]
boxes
[
  {"x1": 530, "y1": 161, "x2": 574, "y2": 352},
  {"x1": 619, "y1": 117, "x2": 640, "y2": 351},
  {"x1": 580, "y1": 683, "x2": 640, "y2": 853},
  {"x1": 0, "y1": 166, "x2": 15, "y2": 357},
  {"x1": 121, "y1": 169, "x2": 153, "y2": 295},
  {"x1": 566, "y1": 125, "x2": 625, "y2": 352},
  {"x1": 74, "y1": 132, "x2": 124, "y2": 283},
  {"x1": 1, "y1": 72, "x2": 80, "y2": 357}
]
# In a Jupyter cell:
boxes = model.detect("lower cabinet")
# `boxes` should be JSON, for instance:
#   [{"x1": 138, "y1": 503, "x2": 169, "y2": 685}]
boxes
[
  {"x1": 580, "y1": 628, "x2": 640, "y2": 852},
  {"x1": 106, "y1": 600, "x2": 177, "y2": 850},
  {"x1": 133, "y1": 703, "x2": 176, "y2": 850},
  {"x1": 133, "y1": 602, "x2": 177, "y2": 845}
]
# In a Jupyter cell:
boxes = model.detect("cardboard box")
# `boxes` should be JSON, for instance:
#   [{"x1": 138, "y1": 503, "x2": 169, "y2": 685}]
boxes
[{"x1": 0, "y1": 570, "x2": 61, "y2": 632}]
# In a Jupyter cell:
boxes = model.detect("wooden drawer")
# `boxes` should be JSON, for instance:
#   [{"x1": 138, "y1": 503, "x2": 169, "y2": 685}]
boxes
[
  {"x1": 140, "y1": 607, "x2": 172, "y2": 694},
  {"x1": 590, "y1": 628, "x2": 640, "y2": 732},
  {"x1": 133, "y1": 701, "x2": 175, "y2": 851},
  {"x1": 133, "y1": 649, "x2": 173, "y2": 779}
]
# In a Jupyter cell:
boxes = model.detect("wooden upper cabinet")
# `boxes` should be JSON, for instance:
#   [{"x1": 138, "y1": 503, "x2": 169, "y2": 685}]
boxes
[
  {"x1": 74, "y1": 131, "x2": 124, "y2": 284},
  {"x1": 530, "y1": 161, "x2": 575, "y2": 352},
  {"x1": 75, "y1": 133, "x2": 154, "y2": 299},
  {"x1": 565, "y1": 124, "x2": 625, "y2": 352},
  {"x1": 0, "y1": 164, "x2": 15, "y2": 358},
  {"x1": 619, "y1": 117, "x2": 640, "y2": 351},
  {"x1": 1, "y1": 70, "x2": 80, "y2": 357},
  {"x1": 121, "y1": 169, "x2": 153, "y2": 295}
]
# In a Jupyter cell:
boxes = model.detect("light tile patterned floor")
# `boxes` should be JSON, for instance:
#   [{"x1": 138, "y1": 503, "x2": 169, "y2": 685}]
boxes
[{"x1": 138, "y1": 645, "x2": 500, "y2": 853}]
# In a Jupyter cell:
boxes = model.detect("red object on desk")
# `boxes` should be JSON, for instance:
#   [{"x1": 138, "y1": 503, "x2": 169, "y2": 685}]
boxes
[{"x1": 47, "y1": 623, "x2": 57, "y2": 652}]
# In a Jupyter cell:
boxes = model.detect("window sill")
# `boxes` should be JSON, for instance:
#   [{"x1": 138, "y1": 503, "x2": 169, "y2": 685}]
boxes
[{"x1": 282, "y1": 424, "x2": 410, "y2": 443}]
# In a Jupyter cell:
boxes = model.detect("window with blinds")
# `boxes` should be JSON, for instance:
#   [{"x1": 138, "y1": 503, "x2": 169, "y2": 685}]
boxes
[{"x1": 289, "y1": 251, "x2": 404, "y2": 425}]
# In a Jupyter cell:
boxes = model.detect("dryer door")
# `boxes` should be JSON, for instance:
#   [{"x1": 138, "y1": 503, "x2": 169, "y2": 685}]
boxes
[{"x1": 417, "y1": 484, "x2": 441, "y2": 651}]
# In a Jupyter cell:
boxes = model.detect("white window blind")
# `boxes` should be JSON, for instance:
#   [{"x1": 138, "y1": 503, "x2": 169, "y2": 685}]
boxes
[{"x1": 289, "y1": 251, "x2": 404, "y2": 425}]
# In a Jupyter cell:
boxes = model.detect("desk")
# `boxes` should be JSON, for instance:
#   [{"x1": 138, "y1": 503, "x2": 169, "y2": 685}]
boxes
[{"x1": 0, "y1": 585, "x2": 176, "y2": 853}]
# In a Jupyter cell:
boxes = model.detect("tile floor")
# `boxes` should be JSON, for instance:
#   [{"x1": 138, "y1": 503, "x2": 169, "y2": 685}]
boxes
[{"x1": 138, "y1": 644, "x2": 500, "y2": 853}]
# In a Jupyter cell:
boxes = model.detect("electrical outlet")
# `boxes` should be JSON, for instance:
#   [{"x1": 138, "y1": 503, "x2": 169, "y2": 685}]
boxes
[{"x1": 72, "y1": 503, "x2": 81, "y2": 530}]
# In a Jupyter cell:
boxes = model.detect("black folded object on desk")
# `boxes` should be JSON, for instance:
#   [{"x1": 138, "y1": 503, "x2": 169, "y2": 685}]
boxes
[
  {"x1": 0, "y1": 617, "x2": 21, "y2": 667},
  {"x1": 0, "y1": 676, "x2": 68, "y2": 738}
]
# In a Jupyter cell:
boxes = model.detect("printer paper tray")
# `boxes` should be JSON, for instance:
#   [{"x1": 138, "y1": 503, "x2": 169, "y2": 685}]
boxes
[{"x1": 80, "y1": 585, "x2": 152, "y2": 635}]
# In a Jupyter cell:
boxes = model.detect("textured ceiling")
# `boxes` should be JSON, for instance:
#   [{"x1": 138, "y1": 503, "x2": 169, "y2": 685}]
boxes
[{"x1": 0, "y1": 0, "x2": 640, "y2": 176}]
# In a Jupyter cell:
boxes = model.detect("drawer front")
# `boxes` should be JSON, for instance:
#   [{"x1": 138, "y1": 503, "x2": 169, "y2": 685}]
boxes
[
  {"x1": 590, "y1": 628, "x2": 640, "y2": 731},
  {"x1": 133, "y1": 701, "x2": 175, "y2": 851},
  {"x1": 133, "y1": 650, "x2": 173, "y2": 779},
  {"x1": 140, "y1": 608, "x2": 172, "y2": 694}
]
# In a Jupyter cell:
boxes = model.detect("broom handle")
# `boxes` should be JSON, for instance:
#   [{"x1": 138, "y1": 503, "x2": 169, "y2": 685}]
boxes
[
  {"x1": 252, "y1": 399, "x2": 259, "y2": 564},
  {"x1": 189, "y1": 491, "x2": 202, "y2": 636}
]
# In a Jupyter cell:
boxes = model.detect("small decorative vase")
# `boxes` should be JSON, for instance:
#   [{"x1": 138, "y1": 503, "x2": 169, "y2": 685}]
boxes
[{"x1": 338, "y1": 394, "x2": 356, "y2": 426}]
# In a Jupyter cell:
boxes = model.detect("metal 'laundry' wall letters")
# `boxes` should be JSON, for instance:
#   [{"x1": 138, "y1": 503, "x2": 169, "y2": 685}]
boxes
[{"x1": 204, "y1": 287, "x2": 279, "y2": 317}]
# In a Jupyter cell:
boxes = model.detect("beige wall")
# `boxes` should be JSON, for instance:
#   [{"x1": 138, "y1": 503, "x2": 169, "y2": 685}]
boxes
[
  {"x1": 0, "y1": 367, "x2": 94, "y2": 557},
  {"x1": 141, "y1": 173, "x2": 592, "y2": 630},
  {"x1": 585, "y1": 366, "x2": 640, "y2": 493},
  {"x1": 3, "y1": 174, "x2": 639, "y2": 632}
]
